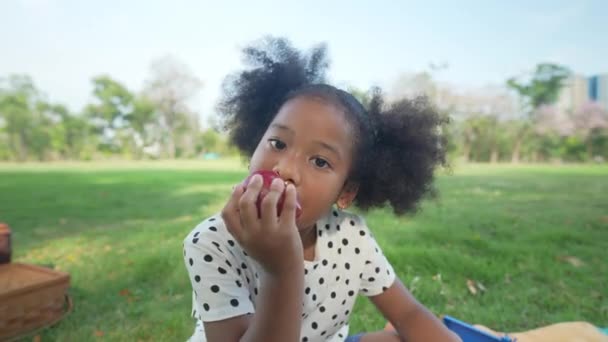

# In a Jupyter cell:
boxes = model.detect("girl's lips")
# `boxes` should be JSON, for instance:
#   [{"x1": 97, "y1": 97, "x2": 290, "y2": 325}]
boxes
[{"x1": 242, "y1": 170, "x2": 303, "y2": 218}]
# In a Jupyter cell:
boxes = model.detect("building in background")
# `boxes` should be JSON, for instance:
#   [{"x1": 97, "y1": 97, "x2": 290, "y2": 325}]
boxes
[
  {"x1": 558, "y1": 74, "x2": 608, "y2": 114},
  {"x1": 589, "y1": 74, "x2": 608, "y2": 110},
  {"x1": 556, "y1": 75, "x2": 590, "y2": 114}
]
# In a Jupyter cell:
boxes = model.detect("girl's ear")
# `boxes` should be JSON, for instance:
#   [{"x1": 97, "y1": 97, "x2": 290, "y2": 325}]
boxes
[{"x1": 336, "y1": 181, "x2": 359, "y2": 209}]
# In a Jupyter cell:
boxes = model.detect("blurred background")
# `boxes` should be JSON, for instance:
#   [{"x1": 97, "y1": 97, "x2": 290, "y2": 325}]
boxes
[
  {"x1": 1, "y1": 0, "x2": 607, "y2": 163},
  {"x1": 1, "y1": 1, "x2": 607, "y2": 341}
]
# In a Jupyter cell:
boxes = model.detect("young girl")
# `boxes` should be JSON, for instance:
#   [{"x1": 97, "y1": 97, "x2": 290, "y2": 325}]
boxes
[{"x1": 183, "y1": 36, "x2": 461, "y2": 342}]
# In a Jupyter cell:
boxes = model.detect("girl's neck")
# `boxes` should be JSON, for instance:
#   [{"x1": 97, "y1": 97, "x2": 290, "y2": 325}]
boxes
[{"x1": 299, "y1": 224, "x2": 318, "y2": 261}]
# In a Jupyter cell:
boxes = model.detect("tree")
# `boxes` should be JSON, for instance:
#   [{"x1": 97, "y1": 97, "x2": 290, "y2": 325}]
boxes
[
  {"x1": 84, "y1": 76, "x2": 135, "y2": 154},
  {"x1": 40, "y1": 103, "x2": 92, "y2": 160},
  {"x1": 389, "y1": 72, "x2": 438, "y2": 104},
  {"x1": 199, "y1": 128, "x2": 221, "y2": 154},
  {"x1": 506, "y1": 63, "x2": 571, "y2": 162},
  {"x1": 0, "y1": 75, "x2": 51, "y2": 161},
  {"x1": 507, "y1": 63, "x2": 571, "y2": 113},
  {"x1": 571, "y1": 102, "x2": 608, "y2": 160},
  {"x1": 124, "y1": 96, "x2": 158, "y2": 159},
  {"x1": 144, "y1": 56, "x2": 202, "y2": 158},
  {"x1": 440, "y1": 86, "x2": 515, "y2": 163}
]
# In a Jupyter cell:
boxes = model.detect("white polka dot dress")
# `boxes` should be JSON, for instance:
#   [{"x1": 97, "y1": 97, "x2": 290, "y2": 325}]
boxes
[{"x1": 183, "y1": 209, "x2": 396, "y2": 342}]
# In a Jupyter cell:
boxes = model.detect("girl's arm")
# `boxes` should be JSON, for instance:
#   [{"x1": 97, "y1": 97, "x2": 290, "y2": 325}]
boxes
[
  {"x1": 370, "y1": 279, "x2": 462, "y2": 342},
  {"x1": 203, "y1": 265, "x2": 304, "y2": 342},
  {"x1": 204, "y1": 178, "x2": 305, "y2": 342}
]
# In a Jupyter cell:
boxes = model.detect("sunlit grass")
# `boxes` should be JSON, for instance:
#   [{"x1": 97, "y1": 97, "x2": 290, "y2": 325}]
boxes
[{"x1": 1, "y1": 161, "x2": 606, "y2": 340}]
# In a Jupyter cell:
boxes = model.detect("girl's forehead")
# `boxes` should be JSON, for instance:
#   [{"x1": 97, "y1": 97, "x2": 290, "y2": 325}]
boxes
[
  {"x1": 271, "y1": 97, "x2": 355, "y2": 149},
  {"x1": 273, "y1": 97, "x2": 351, "y2": 133}
]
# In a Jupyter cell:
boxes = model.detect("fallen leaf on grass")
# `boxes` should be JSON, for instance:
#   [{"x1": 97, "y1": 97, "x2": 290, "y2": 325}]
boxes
[
  {"x1": 94, "y1": 330, "x2": 104, "y2": 337},
  {"x1": 601, "y1": 216, "x2": 608, "y2": 224},
  {"x1": 33, "y1": 335, "x2": 41, "y2": 342},
  {"x1": 557, "y1": 255, "x2": 584, "y2": 267},
  {"x1": 127, "y1": 296, "x2": 140, "y2": 303},
  {"x1": 119, "y1": 288, "x2": 140, "y2": 303},
  {"x1": 466, "y1": 279, "x2": 487, "y2": 295},
  {"x1": 466, "y1": 279, "x2": 477, "y2": 295}
]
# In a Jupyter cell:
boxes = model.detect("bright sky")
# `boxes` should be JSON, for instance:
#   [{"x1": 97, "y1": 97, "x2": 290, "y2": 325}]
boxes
[{"x1": 1, "y1": 0, "x2": 606, "y2": 125}]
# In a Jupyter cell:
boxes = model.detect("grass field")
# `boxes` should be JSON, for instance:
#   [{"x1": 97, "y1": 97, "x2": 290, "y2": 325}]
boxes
[{"x1": 1, "y1": 160, "x2": 607, "y2": 341}]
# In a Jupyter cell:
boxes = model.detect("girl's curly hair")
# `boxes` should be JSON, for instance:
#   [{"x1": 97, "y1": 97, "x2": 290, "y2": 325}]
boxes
[{"x1": 218, "y1": 36, "x2": 449, "y2": 215}]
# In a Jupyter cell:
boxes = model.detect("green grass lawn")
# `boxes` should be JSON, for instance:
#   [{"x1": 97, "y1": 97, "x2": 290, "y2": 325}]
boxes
[{"x1": 2, "y1": 160, "x2": 607, "y2": 341}]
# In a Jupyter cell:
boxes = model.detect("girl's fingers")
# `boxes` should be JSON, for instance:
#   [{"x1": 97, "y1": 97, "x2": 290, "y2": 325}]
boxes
[
  {"x1": 222, "y1": 184, "x2": 245, "y2": 239},
  {"x1": 260, "y1": 178, "x2": 284, "y2": 229},
  {"x1": 279, "y1": 183, "x2": 297, "y2": 226},
  {"x1": 239, "y1": 174, "x2": 262, "y2": 232}
]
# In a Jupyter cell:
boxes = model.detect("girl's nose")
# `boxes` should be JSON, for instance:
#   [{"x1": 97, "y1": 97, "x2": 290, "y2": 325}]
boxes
[{"x1": 272, "y1": 158, "x2": 300, "y2": 185}]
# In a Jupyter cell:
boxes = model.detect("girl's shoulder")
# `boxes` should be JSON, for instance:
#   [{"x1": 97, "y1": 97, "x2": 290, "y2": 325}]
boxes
[
  {"x1": 183, "y1": 213, "x2": 258, "y2": 278},
  {"x1": 183, "y1": 213, "x2": 246, "y2": 259},
  {"x1": 183, "y1": 213, "x2": 226, "y2": 245},
  {"x1": 326, "y1": 209, "x2": 374, "y2": 238}
]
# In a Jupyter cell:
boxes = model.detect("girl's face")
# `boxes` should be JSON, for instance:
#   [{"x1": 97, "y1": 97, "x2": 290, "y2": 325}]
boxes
[{"x1": 249, "y1": 96, "x2": 357, "y2": 230}]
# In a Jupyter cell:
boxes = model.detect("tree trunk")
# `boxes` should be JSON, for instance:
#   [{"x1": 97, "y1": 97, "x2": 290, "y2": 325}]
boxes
[
  {"x1": 167, "y1": 130, "x2": 175, "y2": 159},
  {"x1": 587, "y1": 139, "x2": 593, "y2": 162},
  {"x1": 462, "y1": 141, "x2": 471, "y2": 163},
  {"x1": 490, "y1": 147, "x2": 499, "y2": 163},
  {"x1": 511, "y1": 139, "x2": 521, "y2": 164},
  {"x1": 16, "y1": 131, "x2": 28, "y2": 161}
]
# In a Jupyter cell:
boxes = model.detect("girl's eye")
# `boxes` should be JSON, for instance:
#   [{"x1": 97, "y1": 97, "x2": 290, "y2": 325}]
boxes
[
  {"x1": 312, "y1": 157, "x2": 331, "y2": 169},
  {"x1": 269, "y1": 139, "x2": 286, "y2": 150}
]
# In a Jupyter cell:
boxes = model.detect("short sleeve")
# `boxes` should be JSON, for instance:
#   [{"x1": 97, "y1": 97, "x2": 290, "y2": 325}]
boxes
[
  {"x1": 355, "y1": 217, "x2": 396, "y2": 296},
  {"x1": 183, "y1": 217, "x2": 255, "y2": 322}
]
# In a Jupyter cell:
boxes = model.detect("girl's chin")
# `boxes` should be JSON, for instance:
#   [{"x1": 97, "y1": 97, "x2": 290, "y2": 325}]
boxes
[{"x1": 295, "y1": 217, "x2": 318, "y2": 232}]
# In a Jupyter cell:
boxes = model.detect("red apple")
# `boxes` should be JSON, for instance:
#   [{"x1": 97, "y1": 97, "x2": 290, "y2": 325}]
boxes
[{"x1": 242, "y1": 170, "x2": 302, "y2": 218}]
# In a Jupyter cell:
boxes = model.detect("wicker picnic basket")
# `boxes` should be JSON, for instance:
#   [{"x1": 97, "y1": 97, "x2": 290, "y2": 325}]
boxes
[{"x1": 0, "y1": 263, "x2": 72, "y2": 341}]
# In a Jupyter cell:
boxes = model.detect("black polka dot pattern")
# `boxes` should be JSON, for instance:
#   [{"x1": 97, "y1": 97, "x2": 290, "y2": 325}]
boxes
[{"x1": 183, "y1": 212, "x2": 395, "y2": 341}]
